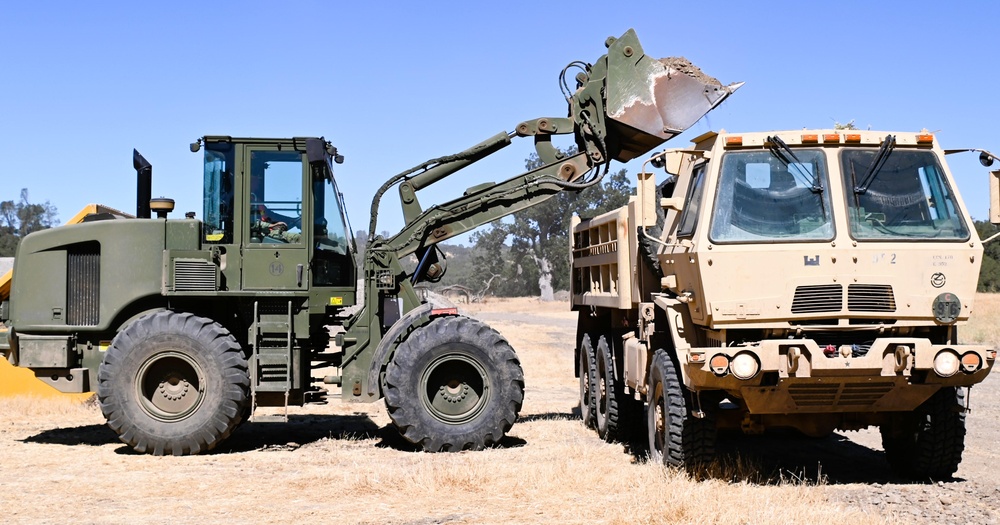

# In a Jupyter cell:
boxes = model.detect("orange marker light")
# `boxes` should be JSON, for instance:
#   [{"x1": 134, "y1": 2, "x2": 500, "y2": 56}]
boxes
[
  {"x1": 916, "y1": 134, "x2": 934, "y2": 144},
  {"x1": 801, "y1": 134, "x2": 818, "y2": 143},
  {"x1": 725, "y1": 136, "x2": 743, "y2": 147},
  {"x1": 823, "y1": 133, "x2": 840, "y2": 143},
  {"x1": 845, "y1": 134, "x2": 862, "y2": 143}
]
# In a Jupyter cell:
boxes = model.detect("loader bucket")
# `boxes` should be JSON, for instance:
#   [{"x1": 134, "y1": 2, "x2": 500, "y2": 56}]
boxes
[{"x1": 602, "y1": 29, "x2": 741, "y2": 162}]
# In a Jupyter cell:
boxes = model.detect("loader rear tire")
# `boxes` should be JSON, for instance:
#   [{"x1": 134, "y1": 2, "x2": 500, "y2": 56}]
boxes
[
  {"x1": 97, "y1": 311, "x2": 249, "y2": 456},
  {"x1": 384, "y1": 315, "x2": 524, "y2": 452},
  {"x1": 881, "y1": 386, "x2": 966, "y2": 480},
  {"x1": 647, "y1": 349, "x2": 715, "y2": 469},
  {"x1": 578, "y1": 334, "x2": 598, "y2": 429}
]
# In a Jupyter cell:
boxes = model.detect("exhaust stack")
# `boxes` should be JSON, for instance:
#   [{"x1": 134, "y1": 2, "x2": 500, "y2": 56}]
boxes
[{"x1": 133, "y1": 149, "x2": 152, "y2": 219}]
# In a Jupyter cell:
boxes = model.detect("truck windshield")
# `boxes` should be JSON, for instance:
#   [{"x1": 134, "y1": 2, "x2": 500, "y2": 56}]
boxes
[
  {"x1": 841, "y1": 149, "x2": 969, "y2": 240},
  {"x1": 710, "y1": 150, "x2": 833, "y2": 242}
]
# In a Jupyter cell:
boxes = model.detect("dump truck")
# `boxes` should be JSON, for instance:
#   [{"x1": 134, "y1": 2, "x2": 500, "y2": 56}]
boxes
[
  {"x1": 571, "y1": 128, "x2": 998, "y2": 478},
  {"x1": 0, "y1": 29, "x2": 739, "y2": 455}
]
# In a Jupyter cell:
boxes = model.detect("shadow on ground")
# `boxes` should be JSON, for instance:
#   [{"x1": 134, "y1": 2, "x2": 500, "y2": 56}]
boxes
[{"x1": 22, "y1": 413, "x2": 528, "y2": 454}]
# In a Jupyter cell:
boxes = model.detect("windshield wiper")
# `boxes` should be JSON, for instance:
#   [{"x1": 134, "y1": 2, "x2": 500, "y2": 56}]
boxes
[
  {"x1": 854, "y1": 134, "x2": 896, "y2": 194},
  {"x1": 766, "y1": 135, "x2": 822, "y2": 192}
]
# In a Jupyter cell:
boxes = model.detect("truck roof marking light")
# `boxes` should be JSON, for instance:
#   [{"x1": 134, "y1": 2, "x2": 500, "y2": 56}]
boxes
[
  {"x1": 916, "y1": 133, "x2": 934, "y2": 145},
  {"x1": 801, "y1": 134, "x2": 818, "y2": 144},
  {"x1": 725, "y1": 136, "x2": 743, "y2": 147},
  {"x1": 823, "y1": 133, "x2": 840, "y2": 143},
  {"x1": 845, "y1": 134, "x2": 862, "y2": 143}
]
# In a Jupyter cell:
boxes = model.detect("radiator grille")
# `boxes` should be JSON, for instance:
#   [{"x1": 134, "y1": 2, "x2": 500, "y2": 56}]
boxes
[
  {"x1": 788, "y1": 381, "x2": 894, "y2": 408},
  {"x1": 848, "y1": 284, "x2": 896, "y2": 312},
  {"x1": 67, "y1": 243, "x2": 100, "y2": 326},
  {"x1": 790, "y1": 284, "x2": 842, "y2": 314},
  {"x1": 173, "y1": 259, "x2": 218, "y2": 291}
]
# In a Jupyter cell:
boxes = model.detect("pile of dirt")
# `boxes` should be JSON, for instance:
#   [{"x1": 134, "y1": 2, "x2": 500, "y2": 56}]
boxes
[{"x1": 659, "y1": 56, "x2": 722, "y2": 86}]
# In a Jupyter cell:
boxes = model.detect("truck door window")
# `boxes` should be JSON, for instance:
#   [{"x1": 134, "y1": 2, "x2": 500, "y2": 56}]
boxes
[
  {"x1": 249, "y1": 151, "x2": 304, "y2": 244},
  {"x1": 710, "y1": 150, "x2": 833, "y2": 242},
  {"x1": 676, "y1": 163, "x2": 707, "y2": 238},
  {"x1": 841, "y1": 149, "x2": 969, "y2": 240}
]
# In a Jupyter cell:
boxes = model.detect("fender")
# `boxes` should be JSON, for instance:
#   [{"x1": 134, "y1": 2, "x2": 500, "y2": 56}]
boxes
[{"x1": 366, "y1": 303, "x2": 432, "y2": 396}]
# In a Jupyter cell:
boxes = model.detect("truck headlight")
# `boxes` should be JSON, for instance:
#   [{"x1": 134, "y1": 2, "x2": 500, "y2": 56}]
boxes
[
  {"x1": 731, "y1": 352, "x2": 760, "y2": 380},
  {"x1": 933, "y1": 350, "x2": 960, "y2": 378}
]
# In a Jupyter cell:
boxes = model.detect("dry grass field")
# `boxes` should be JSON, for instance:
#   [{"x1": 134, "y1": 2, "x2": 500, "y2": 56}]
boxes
[{"x1": 2, "y1": 296, "x2": 999, "y2": 524}]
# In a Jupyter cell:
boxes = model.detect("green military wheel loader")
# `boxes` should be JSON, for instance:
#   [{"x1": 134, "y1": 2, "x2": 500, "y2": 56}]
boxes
[{"x1": 0, "y1": 30, "x2": 739, "y2": 455}]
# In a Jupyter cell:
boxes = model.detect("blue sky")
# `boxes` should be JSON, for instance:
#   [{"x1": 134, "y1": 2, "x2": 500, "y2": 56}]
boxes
[{"x1": 2, "y1": 2, "x2": 998, "y2": 242}]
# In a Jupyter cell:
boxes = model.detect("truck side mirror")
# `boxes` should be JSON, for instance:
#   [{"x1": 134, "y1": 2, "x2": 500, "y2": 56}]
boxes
[{"x1": 981, "y1": 151, "x2": 995, "y2": 167}]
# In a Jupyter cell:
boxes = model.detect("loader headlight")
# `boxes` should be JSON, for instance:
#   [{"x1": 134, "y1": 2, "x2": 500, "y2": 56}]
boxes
[
  {"x1": 933, "y1": 350, "x2": 960, "y2": 378},
  {"x1": 730, "y1": 352, "x2": 760, "y2": 380}
]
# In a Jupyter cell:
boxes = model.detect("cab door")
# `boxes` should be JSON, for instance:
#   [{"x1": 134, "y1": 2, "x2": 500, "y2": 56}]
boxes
[{"x1": 241, "y1": 147, "x2": 310, "y2": 290}]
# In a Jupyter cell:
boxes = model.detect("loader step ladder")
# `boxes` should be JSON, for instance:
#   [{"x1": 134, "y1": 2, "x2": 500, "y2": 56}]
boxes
[{"x1": 250, "y1": 300, "x2": 293, "y2": 423}]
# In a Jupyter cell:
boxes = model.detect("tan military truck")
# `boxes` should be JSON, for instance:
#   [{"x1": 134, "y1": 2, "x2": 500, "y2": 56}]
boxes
[{"x1": 571, "y1": 128, "x2": 998, "y2": 478}]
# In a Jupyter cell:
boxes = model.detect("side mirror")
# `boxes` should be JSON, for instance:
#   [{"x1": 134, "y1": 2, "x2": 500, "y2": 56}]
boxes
[{"x1": 981, "y1": 151, "x2": 995, "y2": 167}]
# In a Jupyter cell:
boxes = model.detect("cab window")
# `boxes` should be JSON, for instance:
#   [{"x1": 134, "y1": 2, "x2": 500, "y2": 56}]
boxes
[
  {"x1": 710, "y1": 150, "x2": 833, "y2": 242},
  {"x1": 248, "y1": 151, "x2": 304, "y2": 244}
]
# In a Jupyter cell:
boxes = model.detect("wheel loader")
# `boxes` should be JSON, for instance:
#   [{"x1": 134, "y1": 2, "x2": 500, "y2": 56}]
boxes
[
  {"x1": 0, "y1": 29, "x2": 739, "y2": 455},
  {"x1": 571, "y1": 128, "x2": 998, "y2": 479}
]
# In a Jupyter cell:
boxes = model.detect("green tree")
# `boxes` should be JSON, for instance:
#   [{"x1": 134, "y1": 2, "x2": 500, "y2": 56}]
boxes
[
  {"x1": 975, "y1": 220, "x2": 1000, "y2": 292},
  {"x1": 0, "y1": 189, "x2": 58, "y2": 257},
  {"x1": 471, "y1": 150, "x2": 632, "y2": 300}
]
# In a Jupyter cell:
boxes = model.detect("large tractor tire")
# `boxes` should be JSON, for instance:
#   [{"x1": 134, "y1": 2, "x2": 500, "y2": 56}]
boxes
[
  {"x1": 647, "y1": 349, "x2": 716, "y2": 468},
  {"x1": 578, "y1": 334, "x2": 597, "y2": 429},
  {"x1": 97, "y1": 311, "x2": 249, "y2": 455},
  {"x1": 881, "y1": 386, "x2": 967, "y2": 480},
  {"x1": 384, "y1": 315, "x2": 524, "y2": 452},
  {"x1": 594, "y1": 334, "x2": 637, "y2": 442}
]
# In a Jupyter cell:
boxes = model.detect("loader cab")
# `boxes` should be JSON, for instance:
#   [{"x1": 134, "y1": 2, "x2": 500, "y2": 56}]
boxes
[{"x1": 199, "y1": 136, "x2": 355, "y2": 293}]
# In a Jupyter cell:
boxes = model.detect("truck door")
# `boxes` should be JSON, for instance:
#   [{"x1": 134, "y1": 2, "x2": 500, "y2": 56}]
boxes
[{"x1": 242, "y1": 147, "x2": 310, "y2": 291}]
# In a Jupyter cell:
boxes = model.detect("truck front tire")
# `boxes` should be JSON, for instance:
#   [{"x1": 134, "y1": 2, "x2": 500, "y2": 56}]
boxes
[
  {"x1": 384, "y1": 315, "x2": 524, "y2": 452},
  {"x1": 647, "y1": 349, "x2": 716, "y2": 469},
  {"x1": 881, "y1": 386, "x2": 966, "y2": 480},
  {"x1": 97, "y1": 311, "x2": 249, "y2": 455}
]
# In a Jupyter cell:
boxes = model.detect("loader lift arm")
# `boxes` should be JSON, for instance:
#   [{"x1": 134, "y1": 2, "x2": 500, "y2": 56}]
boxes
[{"x1": 339, "y1": 29, "x2": 741, "y2": 400}]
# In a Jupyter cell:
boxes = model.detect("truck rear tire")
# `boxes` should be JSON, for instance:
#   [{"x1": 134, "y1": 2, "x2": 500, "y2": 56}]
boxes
[
  {"x1": 881, "y1": 386, "x2": 966, "y2": 479},
  {"x1": 595, "y1": 334, "x2": 633, "y2": 442},
  {"x1": 97, "y1": 311, "x2": 249, "y2": 456},
  {"x1": 578, "y1": 334, "x2": 597, "y2": 429},
  {"x1": 647, "y1": 349, "x2": 715, "y2": 469},
  {"x1": 384, "y1": 315, "x2": 524, "y2": 452}
]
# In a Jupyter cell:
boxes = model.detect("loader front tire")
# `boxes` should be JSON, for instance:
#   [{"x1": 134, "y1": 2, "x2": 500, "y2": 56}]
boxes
[
  {"x1": 384, "y1": 315, "x2": 524, "y2": 452},
  {"x1": 97, "y1": 311, "x2": 249, "y2": 456}
]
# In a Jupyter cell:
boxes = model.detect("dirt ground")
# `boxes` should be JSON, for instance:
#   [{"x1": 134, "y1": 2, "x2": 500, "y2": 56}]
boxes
[{"x1": 1, "y1": 297, "x2": 998, "y2": 524}]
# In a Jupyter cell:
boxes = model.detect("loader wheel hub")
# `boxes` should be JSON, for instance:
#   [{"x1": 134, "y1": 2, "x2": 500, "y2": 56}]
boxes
[
  {"x1": 420, "y1": 349, "x2": 491, "y2": 424},
  {"x1": 136, "y1": 351, "x2": 205, "y2": 422}
]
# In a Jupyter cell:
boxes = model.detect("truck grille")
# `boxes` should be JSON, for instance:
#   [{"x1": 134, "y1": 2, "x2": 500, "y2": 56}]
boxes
[
  {"x1": 848, "y1": 284, "x2": 896, "y2": 312},
  {"x1": 790, "y1": 284, "x2": 842, "y2": 314},
  {"x1": 788, "y1": 381, "x2": 894, "y2": 408},
  {"x1": 173, "y1": 259, "x2": 218, "y2": 291},
  {"x1": 66, "y1": 242, "x2": 100, "y2": 326}
]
